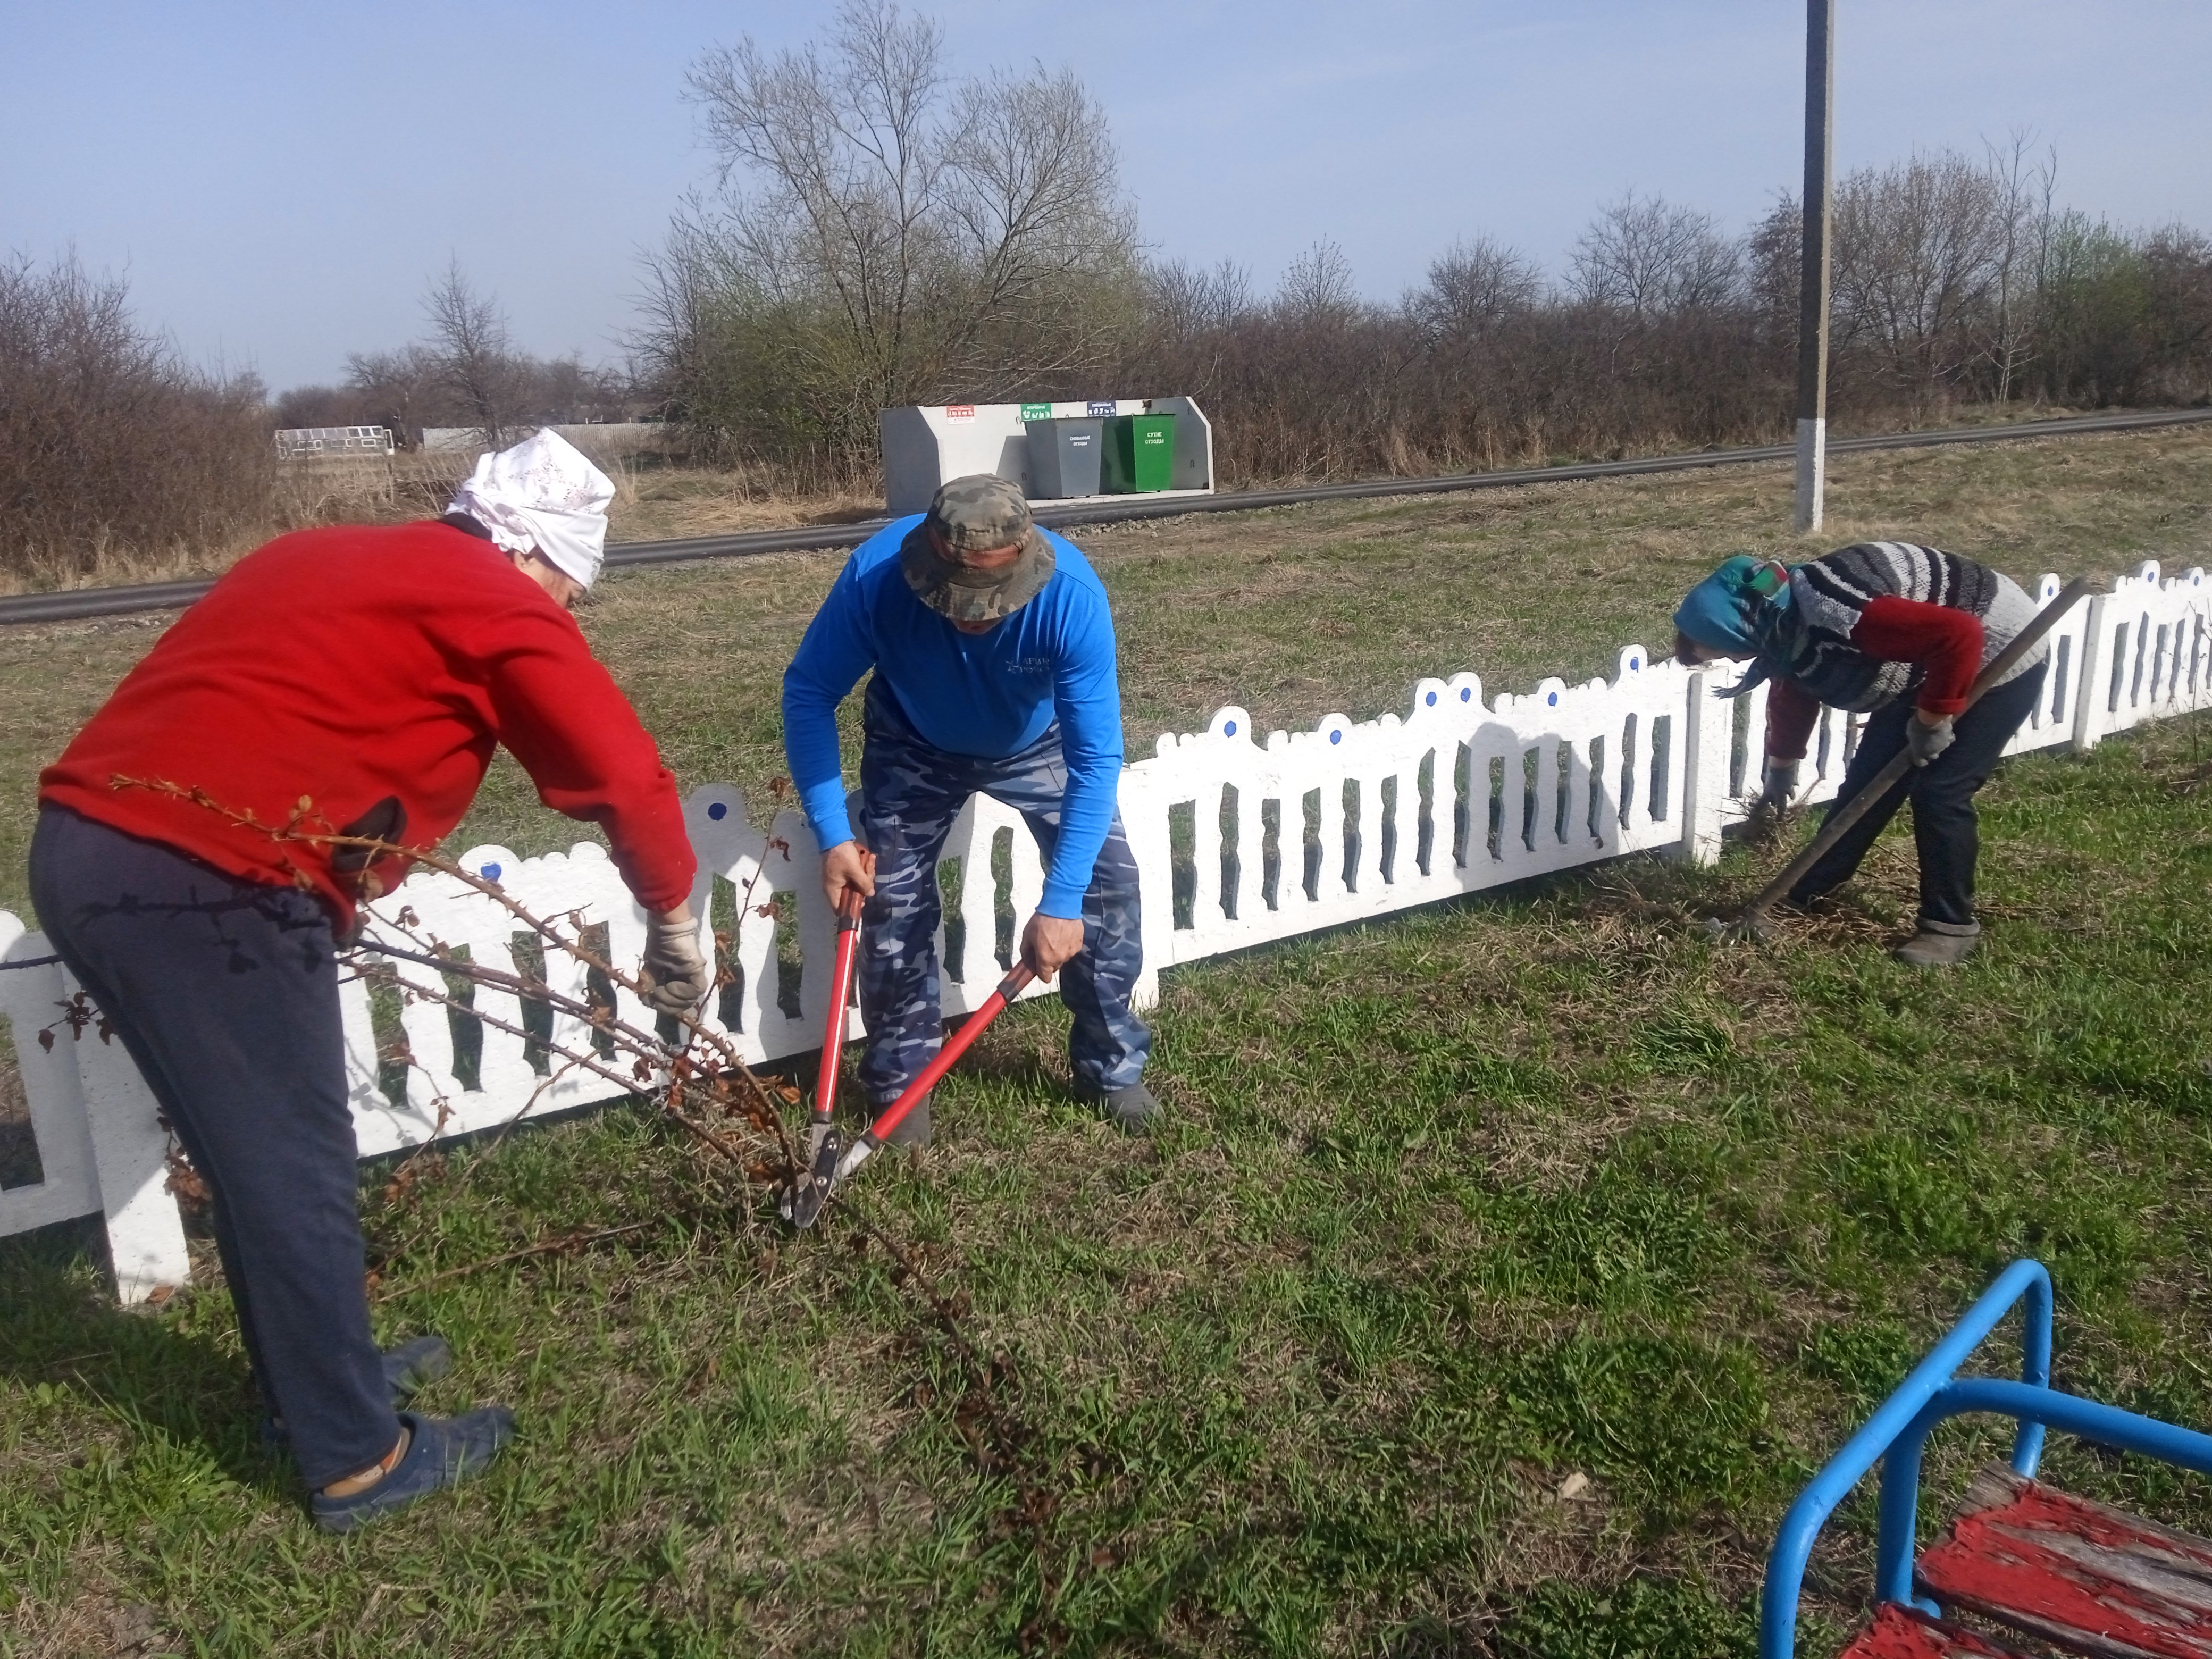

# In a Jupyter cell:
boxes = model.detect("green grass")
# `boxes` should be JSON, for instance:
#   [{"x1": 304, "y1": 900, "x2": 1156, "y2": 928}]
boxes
[
  {"x1": 6, "y1": 432, "x2": 2212, "y2": 1654},
  {"x1": 10, "y1": 717, "x2": 2212, "y2": 1655}
]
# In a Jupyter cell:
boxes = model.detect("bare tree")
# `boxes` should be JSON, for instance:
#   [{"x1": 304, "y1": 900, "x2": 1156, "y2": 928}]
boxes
[
  {"x1": 1146, "y1": 258, "x2": 1255, "y2": 339},
  {"x1": 1976, "y1": 131, "x2": 2057, "y2": 404},
  {"x1": 1745, "y1": 196, "x2": 1803, "y2": 345},
  {"x1": 1831, "y1": 151, "x2": 2012, "y2": 401},
  {"x1": 422, "y1": 258, "x2": 518, "y2": 445},
  {"x1": 1570, "y1": 191, "x2": 1741, "y2": 315},
  {"x1": 1409, "y1": 238, "x2": 1544, "y2": 341},
  {"x1": 343, "y1": 345, "x2": 444, "y2": 443},
  {"x1": 650, "y1": 0, "x2": 1141, "y2": 465},
  {"x1": 939, "y1": 63, "x2": 1139, "y2": 376},
  {"x1": 1276, "y1": 238, "x2": 1361, "y2": 321}
]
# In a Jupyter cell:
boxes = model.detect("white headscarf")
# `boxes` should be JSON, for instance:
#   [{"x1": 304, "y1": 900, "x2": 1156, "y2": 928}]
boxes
[{"x1": 447, "y1": 429, "x2": 614, "y2": 589}]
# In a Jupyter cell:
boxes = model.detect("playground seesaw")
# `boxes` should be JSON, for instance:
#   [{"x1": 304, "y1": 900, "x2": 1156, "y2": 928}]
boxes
[{"x1": 1764, "y1": 1258, "x2": 2212, "y2": 1659}]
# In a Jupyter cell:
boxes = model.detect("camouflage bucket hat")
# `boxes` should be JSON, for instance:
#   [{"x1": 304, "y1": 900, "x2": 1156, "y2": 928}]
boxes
[{"x1": 900, "y1": 474, "x2": 1055, "y2": 623}]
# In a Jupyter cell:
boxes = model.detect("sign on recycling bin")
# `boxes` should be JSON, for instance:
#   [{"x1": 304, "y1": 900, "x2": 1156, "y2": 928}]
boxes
[{"x1": 1019, "y1": 401, "x2": 1052, "y2": 421}]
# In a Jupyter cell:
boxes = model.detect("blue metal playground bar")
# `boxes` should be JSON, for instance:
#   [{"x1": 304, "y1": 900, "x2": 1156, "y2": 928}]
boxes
[{"x1": 1759, "y1": 1259, "x2": 2212, "y2": 1659}]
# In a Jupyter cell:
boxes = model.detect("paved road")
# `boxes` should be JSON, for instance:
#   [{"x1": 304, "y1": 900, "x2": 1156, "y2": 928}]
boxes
[{"x1": 7, "y1": 406, "x2": 2209, "y2": 627}]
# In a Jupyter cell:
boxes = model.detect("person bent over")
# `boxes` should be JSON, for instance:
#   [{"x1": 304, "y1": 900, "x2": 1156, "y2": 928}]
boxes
[
  {"x1": 782, "y1": 474, "x2": 1154, "y2": 1144},
  {"x1": 32, "y1": 432, "x2": 710, "y2": 1530},
  {"x1": 1672, "y1": 540, "x2": 2051, "y2": 966}
]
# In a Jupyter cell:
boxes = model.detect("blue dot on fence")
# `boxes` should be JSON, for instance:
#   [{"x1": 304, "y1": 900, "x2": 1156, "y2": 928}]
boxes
[
  {"x1": 1224, "y1": 719, "x2": 1237, "y2": 736},
  {"x1": 1547, "y1": 692, "x2": 1559, "y2": 707},
  {"x1": 708, "y1": 801, "x2": 727, "y2": 820},
  {"x1": 1460, "y1": 687, "x2": 1472, "y2": 701},
  {"x1": 1425, "y1": 690, "x2": 1437, "y2": 706},
  {"x1": 1330, "y1": 730, "x2": 1342, "y2": 744},
  {"x1": 481, "y1": 862, "x2": 502, "y2": 881}
]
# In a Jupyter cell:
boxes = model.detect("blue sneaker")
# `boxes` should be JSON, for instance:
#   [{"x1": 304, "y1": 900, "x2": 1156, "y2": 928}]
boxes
[
  {"x1": 262, "y1": 1335, "x2": 453, "y2": 1449},
  {"x1": 310, "y1": 1407, "x2": 514, "y2": 1534}
]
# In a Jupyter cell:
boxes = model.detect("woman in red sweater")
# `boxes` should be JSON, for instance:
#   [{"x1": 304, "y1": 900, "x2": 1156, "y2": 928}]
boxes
[
  {"x1": 32, "y1": 432, "x2": 708, "y2": 1530},
  {"x1": 1672, "y1": 542, "x2": 2050, "y2": 966}
]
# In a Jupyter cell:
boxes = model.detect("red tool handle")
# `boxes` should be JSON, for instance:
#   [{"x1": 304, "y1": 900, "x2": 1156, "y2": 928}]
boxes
[
  {"x1": 863, "y1": 962, "x2": 1037, "y2": 1145},
  {"x1": 810, "y1": 886, "x2": 866, "y2": 1127}
]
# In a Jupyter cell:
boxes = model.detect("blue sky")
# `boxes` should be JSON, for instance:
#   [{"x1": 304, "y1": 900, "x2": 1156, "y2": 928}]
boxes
[{"x1": 5, "y1": 1, "x2": 2206, "y2": 391}]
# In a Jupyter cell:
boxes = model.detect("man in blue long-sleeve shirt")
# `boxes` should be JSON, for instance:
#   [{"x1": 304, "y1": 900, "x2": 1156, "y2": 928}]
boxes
[{"x1": 782, "y1": 475, "x2": 1156, "y2": 1144}]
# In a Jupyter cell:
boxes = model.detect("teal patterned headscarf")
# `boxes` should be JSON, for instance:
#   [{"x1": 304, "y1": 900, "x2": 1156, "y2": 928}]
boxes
[
  {"x1": 1675, "y1": 555, "x2": 1772, "y2": 653},
  {"x1": 1673, "y1": 555, "x2": 1797, "y2": 698}
]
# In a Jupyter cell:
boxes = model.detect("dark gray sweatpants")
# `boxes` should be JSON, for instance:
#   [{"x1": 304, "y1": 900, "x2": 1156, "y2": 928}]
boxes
[
  {"x1": 1788, "y1": 661, "x2": 2048, "y2": 928},
  {"x1": 29, "y1": 806, "x2": 397, "y2": 1489}
]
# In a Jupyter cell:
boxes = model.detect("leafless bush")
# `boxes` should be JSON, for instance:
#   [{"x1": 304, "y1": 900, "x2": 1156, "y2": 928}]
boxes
[
  {"x1": 1831, "y1": 150, "x2": 2021, "y2": 400},
  {"x1": 1750, "y1": 140, "x2": 2212, "y2": 418},
  {"x1": 1119, "y1": 214, "x2": 1789, "y2": 485},
  {"x1": 0, "y1": 253, "x2": 271, "y2": 584}
]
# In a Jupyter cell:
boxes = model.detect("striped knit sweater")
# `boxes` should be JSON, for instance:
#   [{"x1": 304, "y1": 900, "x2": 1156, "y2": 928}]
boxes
[{"x1": 1774, "y1": 541, "x2": 2046, "y2": 714}]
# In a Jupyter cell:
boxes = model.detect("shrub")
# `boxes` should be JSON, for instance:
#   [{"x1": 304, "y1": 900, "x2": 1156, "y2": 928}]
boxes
[{"x1": 0, "y1": 253, "x2": 271, "y2": 584}]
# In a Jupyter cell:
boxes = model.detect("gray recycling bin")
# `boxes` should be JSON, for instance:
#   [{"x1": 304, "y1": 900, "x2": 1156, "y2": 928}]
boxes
[{"x1": 1024, "y1": 417, "x2": 1104, "y2": 499}]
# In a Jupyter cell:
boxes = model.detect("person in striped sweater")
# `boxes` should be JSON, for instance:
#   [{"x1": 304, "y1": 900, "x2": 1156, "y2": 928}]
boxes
[{"x1": 1672, "y1": 541, "x2": 2051, "y2": 966}]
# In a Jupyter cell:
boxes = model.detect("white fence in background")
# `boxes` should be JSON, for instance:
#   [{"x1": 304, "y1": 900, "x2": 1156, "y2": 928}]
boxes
[
  {"x1": 274, "y1": 425, "x2": 396, "y2": 460},
  {"x1": 418, "y1": 423, "x2": 669, "y2": 459},
  {"x1": 4, "y1": 563, "x2": 2207, "y2": 1300}
]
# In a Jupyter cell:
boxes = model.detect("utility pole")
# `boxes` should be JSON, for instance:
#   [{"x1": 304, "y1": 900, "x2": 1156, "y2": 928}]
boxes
[{"x1": 1794, "y1": 0, "x2": 1836, "y2": 534}]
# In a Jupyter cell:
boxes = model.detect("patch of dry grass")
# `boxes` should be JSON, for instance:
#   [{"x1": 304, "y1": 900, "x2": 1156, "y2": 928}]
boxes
[{"x1": 6, "y1": 425, "x2": 2210, "y2": 927}]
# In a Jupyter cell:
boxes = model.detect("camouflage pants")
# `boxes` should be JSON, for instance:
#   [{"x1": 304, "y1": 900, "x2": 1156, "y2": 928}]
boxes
[{"x1": 854, "y1": 677, "x2": 1151, "y2": 1104}]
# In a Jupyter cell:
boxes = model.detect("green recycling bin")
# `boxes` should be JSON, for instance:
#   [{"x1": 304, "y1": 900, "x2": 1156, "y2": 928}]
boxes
[{"x1": 1101, "y1": 413, "x2": 1176, "y2": 492}]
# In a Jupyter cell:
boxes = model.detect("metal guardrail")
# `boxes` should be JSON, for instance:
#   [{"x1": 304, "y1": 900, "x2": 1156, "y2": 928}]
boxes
[{"x1": 6, "y1": 406, "x2": 2210, "y2": 627}]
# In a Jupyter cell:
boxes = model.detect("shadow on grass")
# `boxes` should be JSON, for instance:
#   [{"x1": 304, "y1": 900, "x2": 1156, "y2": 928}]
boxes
[{"x1": 0, "y1": 1214, "x2": 287, "y2": 1497}]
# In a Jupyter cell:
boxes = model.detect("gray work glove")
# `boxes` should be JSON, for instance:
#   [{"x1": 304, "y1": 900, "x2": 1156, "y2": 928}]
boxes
[
  {"x1": 1906, "y1": 713, "x2": 1956, "y2": 767},
  {"x1": 1745, "y1": 760, "x2": 1800, "y2": 841},
  {"x1": 638, "y1": 909, "x2": 711, "y2": 1015}
]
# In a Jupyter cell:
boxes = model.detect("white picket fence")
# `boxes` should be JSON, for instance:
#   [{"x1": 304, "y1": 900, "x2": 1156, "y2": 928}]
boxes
[{"x1": 4, "y1": 563, "x2": 2207, "y2": 1301}]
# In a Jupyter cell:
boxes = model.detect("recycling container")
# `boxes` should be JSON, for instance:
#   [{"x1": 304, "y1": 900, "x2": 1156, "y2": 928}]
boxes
[
  {"x1": 1101, "y1": 413, "x2": 1176, "y2": 492},
  {"x1": 1024, "y1": 416, "x2": 1103, "y2": 499}
]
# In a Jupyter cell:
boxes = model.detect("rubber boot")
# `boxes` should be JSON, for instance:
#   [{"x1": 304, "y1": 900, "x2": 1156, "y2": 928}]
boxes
[
  {"x1": 1079, "y1": 1078, "x2": 1162, "y2": 1134},
  {"x1": 869, "y1": 1091, "x2": 932, "y2": 1149},
  {"x1": 1895, "y1": 917, "x2": 1980, "y2": 967}
]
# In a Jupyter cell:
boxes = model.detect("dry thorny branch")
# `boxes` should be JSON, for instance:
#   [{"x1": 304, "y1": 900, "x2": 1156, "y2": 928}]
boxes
[{"x1": 82, "y1": 775, "x2": 1085, "y2": 1639}]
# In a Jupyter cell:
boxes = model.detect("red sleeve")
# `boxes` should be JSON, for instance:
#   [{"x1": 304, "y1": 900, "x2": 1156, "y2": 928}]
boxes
[
  {"x1": 1764, "y1": 677, "x2": 1821, "y2": 760},
  {"x1": 1853, "y1": 596, "x2": 1984, "y2": 716},
  {"x1": 466, "y1": 605, "x2": 699, "y2": 912}
]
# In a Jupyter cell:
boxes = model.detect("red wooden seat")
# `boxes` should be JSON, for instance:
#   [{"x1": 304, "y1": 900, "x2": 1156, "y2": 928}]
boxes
[
  {"x1": 1837, "y1": 1603, "x2": 2033, "y2": 1657},
  {"x1": 1913, "y1": 1465, "x2": 2212, "y2": 1659}
]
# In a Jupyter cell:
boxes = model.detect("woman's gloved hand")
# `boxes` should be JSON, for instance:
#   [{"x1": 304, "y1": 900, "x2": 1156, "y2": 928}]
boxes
[
  {"x1": 639, "y1": 905, "x2": 712, "y2": 1014},
  {"x1": 1745, "y1": 759, "x2": 1800, "y2": 842},
  {"x1": 1906, "y1": 710, "x2": 1957, "y2": 766}
]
